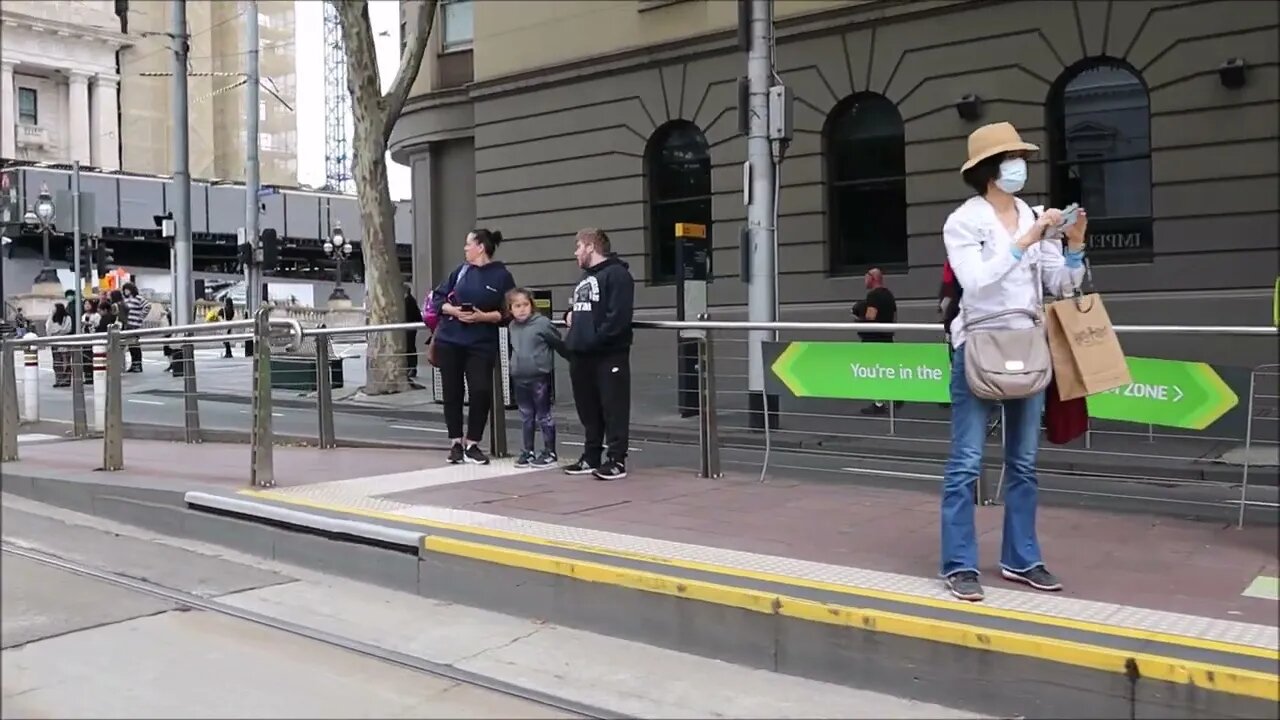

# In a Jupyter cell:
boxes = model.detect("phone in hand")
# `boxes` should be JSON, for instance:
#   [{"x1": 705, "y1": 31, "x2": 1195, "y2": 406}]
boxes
[{"x1": 458, "y1": 303, "x2": 476, "y2": 313}]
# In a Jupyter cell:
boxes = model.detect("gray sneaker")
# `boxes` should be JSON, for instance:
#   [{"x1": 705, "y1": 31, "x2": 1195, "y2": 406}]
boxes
[
  {"x1": 532, "y1": 450, "x2": 558, "y2": 468},
  {"x1": 514, "y1": 450, "x2": 535, "y2": 468},
  {"x1": 1001, "y1": 566, "x2": 1063, "y2": 592}
]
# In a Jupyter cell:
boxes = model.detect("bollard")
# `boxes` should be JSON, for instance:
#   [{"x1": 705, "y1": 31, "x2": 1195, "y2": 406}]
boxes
[
  {"x1": 102, "y1": 324, "x2": 124, "y2": 471},
  {"x1": 92, "y1": 344, "x2": 107, "y2": 432},
  {"x1": 2, "y1": 342, "x2": 19, "y2": 462},
  {"x1": 249, "y1": 306, "x2": 275, "y2": 487},
  {"x1": 314, "y1": 337, "x2": 336, "y2": 449},
  {"x1": 488, "y1": 355, "x2": 508, "y2": 459},
  {"x1": 70, "y1": 343, "x2": 89, "y2": 437},
  {"x1": 22, "y1": 346, "x2": 38, "y2": 422},
  {"x1": 696, "y1": 327, "x2": 722, "y2": 479},
  {"x1": 181, "y1": 341, "x2": 201, "y2": 443}
]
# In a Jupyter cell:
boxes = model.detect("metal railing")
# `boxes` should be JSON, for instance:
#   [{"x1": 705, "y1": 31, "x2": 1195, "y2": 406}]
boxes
[{"x1": 2, "y1": 313, "x2": 1276, "y2": 525}]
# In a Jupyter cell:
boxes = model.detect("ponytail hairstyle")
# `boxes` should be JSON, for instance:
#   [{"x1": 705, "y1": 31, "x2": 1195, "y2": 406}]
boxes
[{"x1": 471, "y1": 228, "x2": 504, "y2": 257}]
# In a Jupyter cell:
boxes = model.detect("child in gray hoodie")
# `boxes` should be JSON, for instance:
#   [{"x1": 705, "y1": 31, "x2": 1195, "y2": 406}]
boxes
[{"x1": 506, "y1": 288, "x2": 567, "y2": 467}]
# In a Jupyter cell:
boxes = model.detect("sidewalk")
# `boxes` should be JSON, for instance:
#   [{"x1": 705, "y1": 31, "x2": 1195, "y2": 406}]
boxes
[{"x1": 4, "y1": 437, "x2": 1276, "y2": 716}]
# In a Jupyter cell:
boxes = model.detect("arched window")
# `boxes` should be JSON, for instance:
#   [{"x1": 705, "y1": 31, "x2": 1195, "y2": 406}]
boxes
[
  {"x1": 1048, "y1": 58, "x2": 1152, "y2": 263},
  {"x1": 646, "y1": 120, "x2": 712, "y2": 284},
  {"x1": 824, "y1": 92, "x2": 907, "y2": 274}
]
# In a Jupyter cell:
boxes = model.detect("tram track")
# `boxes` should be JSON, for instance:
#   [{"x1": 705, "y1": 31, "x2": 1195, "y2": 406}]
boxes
[{"x1": 1, "y1": 541, "x2": 629, "y2": 720}]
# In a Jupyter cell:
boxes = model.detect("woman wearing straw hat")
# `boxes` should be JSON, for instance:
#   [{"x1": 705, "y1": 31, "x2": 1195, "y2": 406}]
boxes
[{"x1": 940, "y1": 121, "x2": 1088, "y2": 602}]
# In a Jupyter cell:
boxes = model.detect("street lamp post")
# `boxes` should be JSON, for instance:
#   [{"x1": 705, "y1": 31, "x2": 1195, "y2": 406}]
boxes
[
  {"x1": 323, "y1": 223, "x2": 352, "y2": 305},
  {"x1": 30, "y1": 183, "x2": 60, "y2": 286}
]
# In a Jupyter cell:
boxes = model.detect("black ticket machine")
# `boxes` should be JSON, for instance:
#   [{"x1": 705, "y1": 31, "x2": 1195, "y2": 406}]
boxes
[{"x1": 675, "y1": 223, "x2": 711, "y2": 417}]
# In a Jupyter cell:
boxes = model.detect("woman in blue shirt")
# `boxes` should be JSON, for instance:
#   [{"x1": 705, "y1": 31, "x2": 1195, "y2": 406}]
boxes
[{"x1": 429, "y1": 228, "x2": 516, "y2": 465}]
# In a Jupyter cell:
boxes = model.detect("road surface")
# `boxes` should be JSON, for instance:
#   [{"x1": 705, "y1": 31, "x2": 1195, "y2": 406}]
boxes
[{"x1": 0, "y1": 494, "x2": 983, "y2": 720}]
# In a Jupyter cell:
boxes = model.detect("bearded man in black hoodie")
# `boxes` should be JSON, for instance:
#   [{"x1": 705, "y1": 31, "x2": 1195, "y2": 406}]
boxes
[{"x1": 562, "y1": 228, "x2": 635, "y2": 481}]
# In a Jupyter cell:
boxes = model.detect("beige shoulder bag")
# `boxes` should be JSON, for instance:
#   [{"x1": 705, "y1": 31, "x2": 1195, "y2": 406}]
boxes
[{"x1": 961, "y1": 237, "x2": 1052, "y2": 401}]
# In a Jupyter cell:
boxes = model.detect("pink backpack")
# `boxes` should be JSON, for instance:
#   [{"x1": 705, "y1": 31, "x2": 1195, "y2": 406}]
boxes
[{"x1": 421, "y1": 264, "x2": 469, "y2": 331}]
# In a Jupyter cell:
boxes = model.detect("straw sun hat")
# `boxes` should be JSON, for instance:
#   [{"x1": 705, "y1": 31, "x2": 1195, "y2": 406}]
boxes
[{"x1": 960, "y1": 121, "x2": 1039, "y2": 173}]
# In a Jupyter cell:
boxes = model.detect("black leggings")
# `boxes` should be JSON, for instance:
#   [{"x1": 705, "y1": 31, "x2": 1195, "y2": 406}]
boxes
[{"x1": 435, "y1": 341, "x2": 496, "y2": 442}]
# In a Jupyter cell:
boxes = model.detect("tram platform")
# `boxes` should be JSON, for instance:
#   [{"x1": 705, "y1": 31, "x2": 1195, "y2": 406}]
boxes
[{"x1": 2, "y1": 437, "x2": 1277, "y2": 718}]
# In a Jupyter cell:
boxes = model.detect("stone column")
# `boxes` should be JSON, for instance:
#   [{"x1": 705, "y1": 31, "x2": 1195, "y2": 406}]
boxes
[
  {"x1": 91, "y1": 74, "x2": 120, "y2": 170},
  {"x1": 67, "y1": 70, "x2": 92, "y2": 165},
  {"x1": 1, "y1": 62, "x2": 15, "y2": 159}
]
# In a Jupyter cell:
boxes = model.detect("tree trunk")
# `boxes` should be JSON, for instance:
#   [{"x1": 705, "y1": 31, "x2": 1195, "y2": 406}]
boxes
[{"x1": 333, "y1": 0, "x2": 435, "y2": 396}]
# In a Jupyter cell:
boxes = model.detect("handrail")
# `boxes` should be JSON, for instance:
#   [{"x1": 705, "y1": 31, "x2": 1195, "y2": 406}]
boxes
[
  {"x1": 299, "y1": 319, "x2": 1280, "y2": 339},
  {"x1": 5, "y1": 317, "x2": 306, "y2": 351}
]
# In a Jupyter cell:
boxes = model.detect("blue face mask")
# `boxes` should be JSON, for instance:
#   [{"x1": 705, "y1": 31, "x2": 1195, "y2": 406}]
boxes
[{"x1": 995, "y1": 157, "x2": 1027, "y2": 194}]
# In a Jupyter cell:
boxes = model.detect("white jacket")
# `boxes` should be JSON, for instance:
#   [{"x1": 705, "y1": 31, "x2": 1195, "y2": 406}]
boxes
[{"x1": 943, "y1": 195, "x2": 1086, "y2": 349}]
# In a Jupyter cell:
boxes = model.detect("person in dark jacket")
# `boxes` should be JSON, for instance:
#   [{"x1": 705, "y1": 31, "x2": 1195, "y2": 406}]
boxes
[
  {"x1": 403, "y1": 284, "x2": 421, "y2": 379},
  {"x1": 428, "y1": 228, "x2": 517, "y2": 465},
  {"x1": 221, "y1": 296, "x2": 236, "y2": 358},
  {"x1": 561, "y1": 228, "x2": 635, "y2": 481}
]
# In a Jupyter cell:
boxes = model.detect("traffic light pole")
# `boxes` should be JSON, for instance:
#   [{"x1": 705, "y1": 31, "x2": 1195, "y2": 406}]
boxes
[
  {"x1": 244, "y1": 0, "x2": 261, "y2": 316},
  {"x1": 171, "y1": 0, "x2": 194, "y2": 326},
  {"x1": 72, "y1": 161, "x2": 83, "y2": 333}
]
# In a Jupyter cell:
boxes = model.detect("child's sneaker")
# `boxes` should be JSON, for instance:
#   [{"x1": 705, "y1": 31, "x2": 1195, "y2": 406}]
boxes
[
  {"x1": 514, "y1": 450, "x2": 535, "y2": 468},
  {"x1": 532, "y1": 450, "x2": 558, "y2": 468}
]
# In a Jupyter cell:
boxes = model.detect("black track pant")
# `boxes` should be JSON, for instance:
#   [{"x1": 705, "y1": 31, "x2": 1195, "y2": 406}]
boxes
[
  {"x1": 435, "y1": 341, "x2": 496, "y2": 442},
  {"x1": 568, "y1": 350, "x2": 631, "y2": 464}
]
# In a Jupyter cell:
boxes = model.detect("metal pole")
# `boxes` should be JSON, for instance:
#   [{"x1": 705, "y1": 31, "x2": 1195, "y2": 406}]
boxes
[
  {"x1": 103, "y1": 323, "x2": 124, "y2": 471},
  {"x1": 181, "y1": 341, "x2": 200, "y2": 443},
  {"x1": 697, "y1": 325, "x2": 721, "y2": 479},
  {"x1": 489, "y1": 356, "x2": 508, "y2": 459},
  {"x1": 72, "y1": 161, "x2": 83, "y2": 334},
  {"x1": 171, "y1": 0, "x2": 194, "y2": 327},
  {"x1": 22, "y1": 346, "x2": 38, "y2": 421},
  {"x1": 92, "y1": 343, "x2": 106, "y2": 432},
  {"x1": 1238, "y1": 370, "x2": 1257, "y2": 529},
  {"x1": 746, "y1": 0, "x2": 777, "y2": 431},
  {"x1": 314, "y1": 337, "x2": 336, "y2": 448},
  {"x1": 70, "y1": 341, "x2": 88, "y2": 437},
  {"x1": 250, "y1": 305, "x2": 275, "y2": 487},
  {"x1": 1, "y1": 342, "x2": 18, "y2": 462},
  {"x1": 245, "y1": 0, "x2": 261, "y2": 316}
]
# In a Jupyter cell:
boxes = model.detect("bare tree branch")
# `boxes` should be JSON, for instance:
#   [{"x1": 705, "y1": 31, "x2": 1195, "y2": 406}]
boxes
[{"x1": 381, "y1": 0, "x2": 438, "y2": 145}]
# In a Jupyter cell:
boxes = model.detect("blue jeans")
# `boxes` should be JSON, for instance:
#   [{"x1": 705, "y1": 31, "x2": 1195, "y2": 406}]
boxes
[
  {"x1": 940, "y1": 345, "x2": 1046, "y2": 578},
  {"x1": 514, "y1": 375, "x2": 555, "y2": 453}
]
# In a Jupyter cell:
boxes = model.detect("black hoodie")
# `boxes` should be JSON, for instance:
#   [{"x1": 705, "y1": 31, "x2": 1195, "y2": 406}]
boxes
[{"x1": 564, "y1": 255, "x2": 634, "y2": 356}]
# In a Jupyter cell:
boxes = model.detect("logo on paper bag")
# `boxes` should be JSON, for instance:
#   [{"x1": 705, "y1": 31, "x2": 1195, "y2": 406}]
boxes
[{"x1": 1071, "y1": 325, "x2": 1112, "y2": 347}]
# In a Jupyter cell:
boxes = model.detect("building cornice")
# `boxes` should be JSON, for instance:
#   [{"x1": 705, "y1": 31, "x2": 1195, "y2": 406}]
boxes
[{"x1": 0, "y1": 9, "x2": 132, "y2": 49}]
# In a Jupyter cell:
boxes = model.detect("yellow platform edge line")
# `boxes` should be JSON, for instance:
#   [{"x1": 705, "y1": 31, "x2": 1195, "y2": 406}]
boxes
[
  {"x1": 234, "y1": 488, "x2": 1279, "y2": 661},
  {"x1": 425, "y1": 535, "x2": 1280, "y2": 704}
]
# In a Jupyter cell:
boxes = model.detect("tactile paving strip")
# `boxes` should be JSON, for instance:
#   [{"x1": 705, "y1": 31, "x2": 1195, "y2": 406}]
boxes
[{"x1": 254, "y1": 481, "x2": 1280, "y2": 652}]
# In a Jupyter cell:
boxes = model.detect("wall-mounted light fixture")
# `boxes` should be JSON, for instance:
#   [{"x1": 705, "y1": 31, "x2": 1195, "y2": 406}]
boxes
[
  {"x1": 956, "y1": 94, "x2": 983, "y2": 122},
  {"x1": 1218, "y1": 58, "x2": 1247, "y2": 89}
]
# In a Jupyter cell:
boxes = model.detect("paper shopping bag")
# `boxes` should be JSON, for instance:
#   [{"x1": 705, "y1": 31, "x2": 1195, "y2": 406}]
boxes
[{"x1": 1045, "y1": 293, "x2": 1131, "y2": 401}]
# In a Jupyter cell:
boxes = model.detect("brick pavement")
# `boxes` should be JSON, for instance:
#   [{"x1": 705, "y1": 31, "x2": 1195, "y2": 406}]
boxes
[{"x1": 383, "y1": 465, "x2": 1280, "y2": 626}]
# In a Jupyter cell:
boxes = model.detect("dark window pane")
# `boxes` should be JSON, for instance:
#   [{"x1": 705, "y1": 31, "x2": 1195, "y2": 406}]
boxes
[
  {"x1": 647, "y1": 121, "x2": 712, "y2": 284},
  {"x1": 1051, "y1": 61, "x2": 1152, "y2": 263},
  {"x1": 650, "y1": 122, "x2": 711, "y2": 201},
  {"x1": 827, "y1": 93, "x2": 905, "y2": 184},
  {"x1": 828, "y1": 180, "x2": 908, "y2": 272},
  {"x1": 825, "y1": 93, "x2": 907, "y2": 273},
  {"x1": 650, "y1": 198, "x2": 711, "y2": 284}
]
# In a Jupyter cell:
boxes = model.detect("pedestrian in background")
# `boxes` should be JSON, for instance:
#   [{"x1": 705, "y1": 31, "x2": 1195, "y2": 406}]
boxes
[
  {"x1": 853, "y1": 267, "x2": 901, "y2": 416},
  {"x1": 45, "y1": 302, "x2": 73, "y2": 387},
  {"x1": 562, "y1": 228, "x2": 635, "y2": 481},
  {"x1": 507, "y1": 287, "x2": 566, "y2": 468},
  {"x1": 122, "y1": 282, "x2": 150, "y2": 373},
  {"x1": 403, "y1": 284, "x2": 421, "y2": 379}
]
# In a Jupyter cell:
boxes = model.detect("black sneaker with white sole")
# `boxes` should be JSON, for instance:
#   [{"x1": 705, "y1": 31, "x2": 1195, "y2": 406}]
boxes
[
  {"x1": 514, "y1": 450, "x2": 535, "y2": 468},
  {"x1": 593, "y1": 460, "x2": 627, "y2": 481},
  {"x1": 463, "y1": 444, "x2": 490, "y2": 465},
  {"x1": 945, "y1": 571, "x2": 985, "y2": 601},
  {"x1": 532, "y1": 450, "x2": 558, "y2": 468},
  {"x1": 1001, "y1": 566, "x2": 1063, "y2": 591},
  {"x1": 563, "y1": 458, "x2": 599, "y2": 476},
  {"x1": 447, "y1": 443, "x2": 465, "y2": 465}
]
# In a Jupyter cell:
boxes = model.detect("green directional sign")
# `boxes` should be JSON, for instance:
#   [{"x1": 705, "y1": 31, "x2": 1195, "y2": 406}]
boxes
[
  {"x1": 768, "y1": 342, "x2": 1239, "y2": 431},
  {"x1": 1085, "y1": 357, "x2": 1238, "y2": 431},
  {"x1": 770, "y1": 342, "x2": 952, "y2": 404}
]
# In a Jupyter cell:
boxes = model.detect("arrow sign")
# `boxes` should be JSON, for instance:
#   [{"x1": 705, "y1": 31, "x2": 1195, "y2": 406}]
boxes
[
  {"x1": 1085, "y1": 357, "x2": 1238, "y2": 430},
  {"x1": 770, "y1": 342, "x2": 952, "y2": 404}
]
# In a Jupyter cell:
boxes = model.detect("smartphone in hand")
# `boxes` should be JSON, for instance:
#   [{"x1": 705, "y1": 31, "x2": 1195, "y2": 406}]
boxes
[{"x1": 458, "y1": 303, "x2": 476, "y2": 313}]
